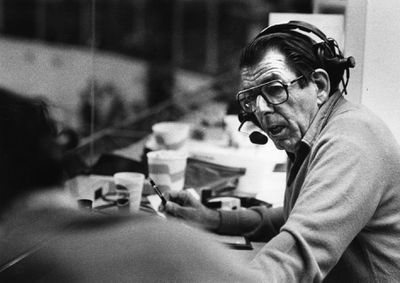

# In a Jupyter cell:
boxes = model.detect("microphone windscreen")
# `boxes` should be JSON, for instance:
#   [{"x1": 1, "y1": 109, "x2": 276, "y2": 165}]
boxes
[{"x1": 249, "y1": 131, "x2": 268, "y2": 145}]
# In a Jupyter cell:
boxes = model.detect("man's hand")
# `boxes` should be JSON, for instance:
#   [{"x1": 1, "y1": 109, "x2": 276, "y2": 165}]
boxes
[{"x1": 161, "y1": 190, "x2": 220, "y2": 231}]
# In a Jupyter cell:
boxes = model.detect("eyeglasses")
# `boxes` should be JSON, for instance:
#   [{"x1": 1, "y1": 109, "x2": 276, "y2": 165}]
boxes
[{"x1": 236, "y1": 75, "x2": 304, "y2": 113}]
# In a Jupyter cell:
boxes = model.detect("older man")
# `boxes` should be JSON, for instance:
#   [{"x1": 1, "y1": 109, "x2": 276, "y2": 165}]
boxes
[{"x1": 164, "y1": 21, "x2": 400, "y2": 282}]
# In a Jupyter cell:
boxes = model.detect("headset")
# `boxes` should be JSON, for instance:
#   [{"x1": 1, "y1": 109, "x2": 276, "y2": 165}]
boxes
[
  {"x1": 238, "y1": 20, "x2": 355, "y2": 144},
  {"x1": 255, "y1": 20, "x2": 355, "y2": 81}
]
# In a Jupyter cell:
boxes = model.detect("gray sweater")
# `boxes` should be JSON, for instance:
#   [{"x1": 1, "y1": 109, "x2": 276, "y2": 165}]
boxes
[{"x1": 218, "y1": 92, "x2": 400, "y2": 282}]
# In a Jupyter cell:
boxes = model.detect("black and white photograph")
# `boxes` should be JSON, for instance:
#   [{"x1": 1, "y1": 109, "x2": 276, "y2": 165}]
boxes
[{"x1": 0, "y1": 0, "x2": 399, "y2": 282}]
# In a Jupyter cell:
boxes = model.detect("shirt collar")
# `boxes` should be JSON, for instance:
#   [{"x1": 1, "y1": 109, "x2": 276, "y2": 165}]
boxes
[{"x1": 301, "y1": 90, "x2": 343, "y2": 148}]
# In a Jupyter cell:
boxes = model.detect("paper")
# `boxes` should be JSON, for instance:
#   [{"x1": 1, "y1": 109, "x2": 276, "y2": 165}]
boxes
[{"x1": 146, "y1": 194, "x2": 166, "y2": 218}]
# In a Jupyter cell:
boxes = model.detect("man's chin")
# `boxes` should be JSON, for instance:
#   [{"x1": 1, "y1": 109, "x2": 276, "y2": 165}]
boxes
[{"x1": 271, "y1": 139, "x2": 285, "y2": 150}]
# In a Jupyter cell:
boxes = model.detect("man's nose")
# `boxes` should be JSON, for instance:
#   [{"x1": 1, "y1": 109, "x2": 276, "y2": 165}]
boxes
[{"x1": 256, "y1": 95, "x2": 275, "y2": 113}]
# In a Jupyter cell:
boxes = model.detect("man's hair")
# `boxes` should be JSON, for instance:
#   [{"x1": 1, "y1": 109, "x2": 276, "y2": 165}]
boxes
[
  {"x1": 0, "y1": 88, "x2": 64, "y2": 210},
  {"x1": 239, "y1": 31, "x2": 343, "y2": 94}
]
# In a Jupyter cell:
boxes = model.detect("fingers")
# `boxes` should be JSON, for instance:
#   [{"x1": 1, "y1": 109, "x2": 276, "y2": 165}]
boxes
[
  {"x1": 158, "y1": 191, "x2": 183, "y2": 212},
  {"x1": 164, "y1": 200, "x2": 220, "y2": 230},
  {"x1": 164, "y1": 201, "x2": 180, "y2": 216},
  {"x1": 163, "y1": 190, "x2": 179, "y2": 201},
  {"x1": 164, "y1": 200, "x2": 192, "y2": 219},
  {"x1": 161, "y1": 190, "x2": 204, "y2": 218},
  {"x1": 160, "y1": 190, "x2": 220, "y2": 230},
  {"x1": 164, "y1": 190, "x2": 194, "y2": 206}
]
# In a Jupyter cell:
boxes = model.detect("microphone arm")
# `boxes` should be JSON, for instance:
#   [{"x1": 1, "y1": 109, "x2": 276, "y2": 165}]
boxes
[{"x1": 238, "y1": 119, "x2": 269, "y2": 145}]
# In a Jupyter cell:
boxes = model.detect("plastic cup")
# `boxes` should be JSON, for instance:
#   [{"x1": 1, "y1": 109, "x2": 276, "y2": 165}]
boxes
[
  {"x1": 151, "y1": 122, "x2": 190, "y2": 150},
  {"x1": 147, "y1": 150, "x2": 188, "y2": 193},
  {"x1": 113, "y1": 172, "x2": 145, "y2": 213}
]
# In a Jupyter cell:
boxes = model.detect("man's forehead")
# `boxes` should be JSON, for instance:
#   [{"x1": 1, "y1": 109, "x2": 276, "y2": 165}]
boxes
[
  {"x1": 241, "y1": 50, "x2": 289, "y2": 80},
  {"x1": 240, "y1": 66, "x2": 289, "y2": 89}
]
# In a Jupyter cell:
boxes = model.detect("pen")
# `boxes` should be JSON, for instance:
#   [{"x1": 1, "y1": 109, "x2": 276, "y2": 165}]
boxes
[{"x1": 147, "y1": 177, "x2": 167, "y2": 206}]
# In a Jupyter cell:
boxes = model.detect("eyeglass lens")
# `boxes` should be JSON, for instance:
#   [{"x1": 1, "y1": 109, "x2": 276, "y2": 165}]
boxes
[{"x1": 238, "y1": 81, "x2": 287, "y2": 113}]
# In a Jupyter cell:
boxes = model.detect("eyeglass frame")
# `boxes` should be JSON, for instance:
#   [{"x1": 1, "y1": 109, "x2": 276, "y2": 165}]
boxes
[{"x1": 236, "y1": 75, "x2": 304, "y2": 113}]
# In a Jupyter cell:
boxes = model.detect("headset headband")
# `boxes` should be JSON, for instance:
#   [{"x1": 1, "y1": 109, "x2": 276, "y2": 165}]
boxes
[{"x1": 256, "y1": 20, "x2": 329, "y2": 43}]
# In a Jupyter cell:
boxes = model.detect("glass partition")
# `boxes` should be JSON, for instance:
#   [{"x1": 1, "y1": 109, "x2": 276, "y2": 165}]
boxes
[{"x1": 0, "y1": 0, "x2": 312, "y2": 169}]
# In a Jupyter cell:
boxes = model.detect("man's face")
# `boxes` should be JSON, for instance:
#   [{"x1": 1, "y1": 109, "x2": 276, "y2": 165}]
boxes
[{"x1": 240, "y1": 49, "x2": 321, "y2": 153}]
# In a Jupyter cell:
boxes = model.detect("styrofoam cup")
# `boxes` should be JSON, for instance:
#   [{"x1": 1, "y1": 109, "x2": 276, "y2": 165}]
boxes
[
  {"x1": 113, "y1": 172, "x2": 145, "y2": 213},
  {"x1": 152, "y1": 122, "x2": 190, "y2": 150},
  {"x1": 147, "y1": 150, "x2": 187, "y2": 192}
]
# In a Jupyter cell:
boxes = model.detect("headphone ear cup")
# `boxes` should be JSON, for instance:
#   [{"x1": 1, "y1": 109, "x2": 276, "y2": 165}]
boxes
[{"x1": 315, "y1": 42, "x2": 336, "y2": 67}]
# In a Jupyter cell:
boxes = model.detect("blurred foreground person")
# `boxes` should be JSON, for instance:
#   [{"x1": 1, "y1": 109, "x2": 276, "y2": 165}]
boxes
[
  {"x1": 0, "y1": 88, "x2": 260, "y2": 282},
  {"x1": 163, "y1": 21, "x2": 400, "y2": 282}
]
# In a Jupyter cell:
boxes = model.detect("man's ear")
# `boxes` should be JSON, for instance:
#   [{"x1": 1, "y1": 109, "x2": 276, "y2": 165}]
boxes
[{"x1": 311, "y1": 69, "x2": 330, "y2": 107}]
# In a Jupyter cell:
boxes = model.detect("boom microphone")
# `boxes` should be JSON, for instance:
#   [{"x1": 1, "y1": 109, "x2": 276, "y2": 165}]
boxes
[
  {"x1": 238, "y1": 111, "x2": 269, "y2": 145},
  {"x1": 249, "y1": 131, "x2": 268, "y2": 145}
]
